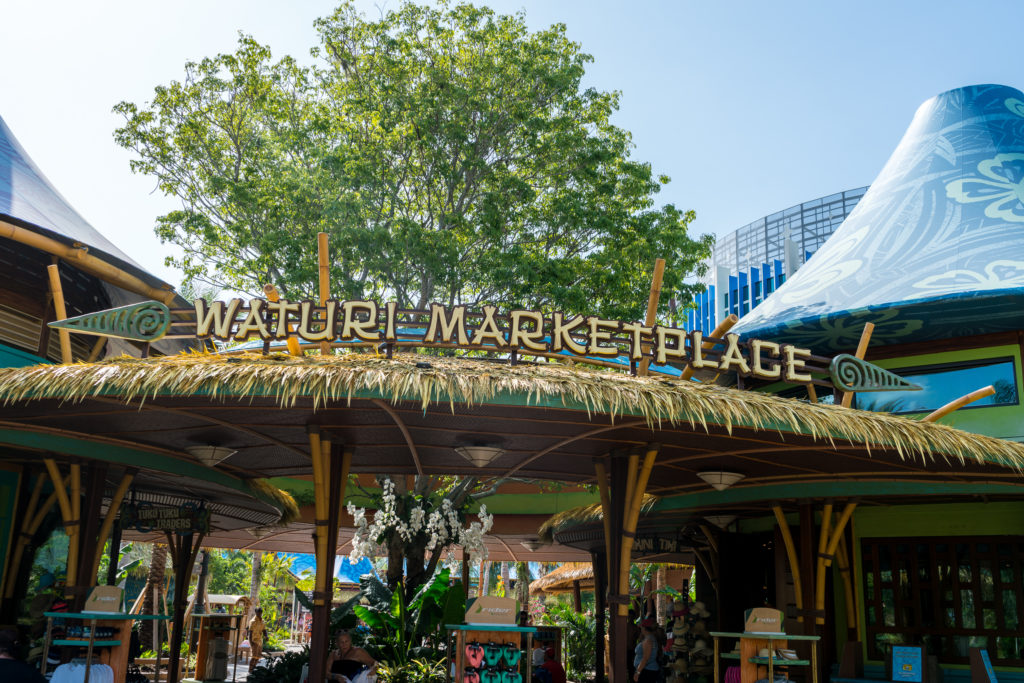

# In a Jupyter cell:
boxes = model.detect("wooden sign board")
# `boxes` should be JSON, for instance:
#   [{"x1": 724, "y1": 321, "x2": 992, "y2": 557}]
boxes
[
  {"x1": 465, "y1": 596, "x2": 519, "y2": 625},
  {"x1": 121, "y1": 502, "x2": 211, "y2": 534},
  {"x1": 743, "y1": 607, "x2": 784, "y2": 634},
  {"x1": 83, "y1": 585, "x2": 123, "y2": 614}
]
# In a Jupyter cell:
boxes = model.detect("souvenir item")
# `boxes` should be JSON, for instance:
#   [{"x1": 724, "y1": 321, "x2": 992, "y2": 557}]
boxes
[
  {"x1": 466, "y1": 642, "x2": 485, "y2": 669},
  {"x1": 481, "y1": 669, "x2": 503, "y2": 683},
  {"x1": 501, "y1": 642, "x2": 521, "y2": 666},
  {"x1": 464, "y1": 669, "x2": 481, "y2": 683},
  {"x1": 502, "y1": 670, "x2": 523, "y2": 683},
  {"x1": 484, "y1": 642, "x2": 505, "y2": 667}
]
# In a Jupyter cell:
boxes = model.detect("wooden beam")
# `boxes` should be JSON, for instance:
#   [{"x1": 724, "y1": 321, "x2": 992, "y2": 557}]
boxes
[
  {"x1": 638, "y1": 257, "x2": 665, "y2": 376},
  {"x1": 593, "y1": 459, "x2": 613, "y2": 579},
  {"x1": 840, "y1": 323, "x2": 874, "y2": 408},
  {"x1": 617, "y1": 444, "x2": 659, "y2": 617},
  {"x1": 680, "y1": 315, "x2": 739, "y2": 381},
  {"x1": 46, "y1": 264, "x2": 72, "y2": 363},
  {"x1": 922, "y1": 385, "x2": 996, "y2": 422},
  {"x1": 90, "y1": 470, "x2": 136, "y2": 581},
  {"x1": 771, "y1": 505, "x2": 804, "y2": 621}
]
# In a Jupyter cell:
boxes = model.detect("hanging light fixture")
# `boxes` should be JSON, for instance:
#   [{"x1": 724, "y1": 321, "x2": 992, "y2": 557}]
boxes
[
  {"x1": 696, "y1": 470, "x2": 745, "y2": 491},
  {"x1": 185, "y1": 445, "x2": 238, "y2": 468},
  {"x1": 520, "y1": 539, "x2": 544, "y2": 551},
  {"x1": 704, "y1": 515, "x2": 737, "y2": 530},
  {"x1": 455, "y1": 444, "x2": 506, "y2": 468}
]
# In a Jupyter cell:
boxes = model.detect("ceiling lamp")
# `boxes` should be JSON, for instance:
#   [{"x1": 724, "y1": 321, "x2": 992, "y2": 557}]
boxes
[
  {"x1": 704, "y1": 515, "x2": 737, "y2": 530},
  {"x1": 185, "y1": 445, "x2": 238, "y2": 468},
  {"x1": 520, "y1": 539, "x2": 544, "y2": 551},
  {"x1": 697, "y1": 470, "x2": 745, "y2": 491},
  {"x1": 455, "y1": 444, "x2": 506, "y2": 468}
]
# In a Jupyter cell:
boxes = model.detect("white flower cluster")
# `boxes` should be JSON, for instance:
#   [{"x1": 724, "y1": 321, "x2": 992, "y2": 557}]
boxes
[{"x1": 347, "y1": 478, "x2": 494, "y2": 565}]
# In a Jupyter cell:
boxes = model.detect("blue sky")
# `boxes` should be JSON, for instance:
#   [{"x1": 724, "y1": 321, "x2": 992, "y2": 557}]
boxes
[{"x1": 2, "y1": 1, "x2": 1021, "y2": 287}]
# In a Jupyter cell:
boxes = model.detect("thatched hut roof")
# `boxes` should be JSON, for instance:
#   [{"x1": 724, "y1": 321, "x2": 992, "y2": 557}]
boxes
[
  {"x1": 530, "y1": 562, "x2": 595, "y2": 593},
  {"x1": 1, "y1": 351, "x2": 1022, "y2": 532}
]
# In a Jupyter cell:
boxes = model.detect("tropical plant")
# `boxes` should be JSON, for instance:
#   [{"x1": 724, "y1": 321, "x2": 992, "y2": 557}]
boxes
[
  {"x1": 540, "y1": 602, "x2": 597, "y2": 682},
  {"x1": 352, "y1": 568, "x2": 465, "y2": 665},
  {"x1": 377, "y1": 658, "x2": 447, "y2": 683},
  {"x1": 206, "y1": 549, "x2": 253, "y2": 595},
  {"x1": 245, "y1": 645, "x2": 309, "y2": 683}
]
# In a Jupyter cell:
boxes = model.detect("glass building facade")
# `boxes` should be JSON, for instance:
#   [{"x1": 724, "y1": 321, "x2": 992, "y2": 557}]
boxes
[{"x1": 685, "y1": 186, "x2": 868, "y2": 332}]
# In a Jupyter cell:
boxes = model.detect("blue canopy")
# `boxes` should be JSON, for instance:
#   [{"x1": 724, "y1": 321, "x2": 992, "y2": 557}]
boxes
[
  {"x1": 735, "y1": 84, "x2": 1024, "y2": 351},
  {"x1": 282, "y1": 553, "x2": 376, "y2": 584}
]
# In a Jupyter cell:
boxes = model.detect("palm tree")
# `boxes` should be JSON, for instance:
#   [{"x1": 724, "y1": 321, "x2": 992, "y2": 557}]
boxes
[{"x1": 140, "y1": 544, "x2": 168, "y2": 653}]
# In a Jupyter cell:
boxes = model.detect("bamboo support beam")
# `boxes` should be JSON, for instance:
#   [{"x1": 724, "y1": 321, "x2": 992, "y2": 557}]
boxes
[
  {"x1": 317, "y1": 232, "x2": 331, "y2": 356},
  {"x1": 264, "y1": 284, "x2": 302, "y2": 356},
  {"x1": 840, "y1": 323, "x2": 875, "y2": 408},
  {"x1": 3, "y1": 482, "x2": 66, "y2": 600},
  {"x1": 680, "y1": 314, "x2": 739, "y2": 381},
  {"x1": 814, "y1": 501, "x2": 857, "y2": 625},
  {"x1": 86, "y1": 337, "x2": 106, "y2": 362},
  {"x1": 307, "y1": 427, "x2": 328, "y2": 605},
  {"x1": 836, "y1": 536, "x2": 857, "y2": 630},
  {"x1": 922, "y1": 385, "x2": 996, "y2": 422},
  {"x1": 90, "y1": 470, "x2": 136, "y2": 581},
  {"x1": 0, "y1": 474, "x2": 43, "y2": 599},
  {"x1": 47, "y1": 264, "x2": 73, "y2": 364},
  {"x1": 336, "y1": 448, "x2": 352, "y2": 547},
  {"x1": 622, "y1": 451, "x2": 639, "y2": 531},
  {"x1": 813, "y1": 503, "x2": 833, "y2": 625},
  {"x1": 2, "y1": 219, "x2": 177, "y2": 305},
  {"x1": 617, "y1": 444, "x2": 659, "y2": 616},
  {"x1": 772, "y1": 505, "x2": 803, "y2": 620},
  {"x1": 639, "y1": 258, "x2": 665, "y2": 376},
  {"x1": 593, "y1": 459, "x2": 613, "y2": 579},
  {"x1": 66, "y1": 464, "x2": 81, "y2": 590}
]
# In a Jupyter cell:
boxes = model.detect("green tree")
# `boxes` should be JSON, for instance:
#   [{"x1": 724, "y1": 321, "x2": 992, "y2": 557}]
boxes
[
  {"x1": 206, "y1": 549, "x2": 252, "y2": 595},
  {"x1": 114, "y1": 0, "x2": 710, "y2": 320}
]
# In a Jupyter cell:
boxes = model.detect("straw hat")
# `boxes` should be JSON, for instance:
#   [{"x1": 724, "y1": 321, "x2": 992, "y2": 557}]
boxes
[
  {"x1": 693, "y1": 601, "x2": 711, "y2": 618},
  {"x1": 693, "y1": 639, "x2": 712, "y2": 655},
  {"x1": 672, "y1": 617, "x2": 688, "y2": 632},
  {"x1": 672, "y1": 658, "x2": 689, "y2": 673},
  {"x1": 692, "y1": 620, "x2": 708, "y2": 635}
]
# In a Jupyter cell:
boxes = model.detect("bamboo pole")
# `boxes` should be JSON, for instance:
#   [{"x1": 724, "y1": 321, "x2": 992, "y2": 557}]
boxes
[
  {"x1": 922, "y1": 385, "x2": 996, "y2": 422},
  {"x1": 617, "y1": 444, "x2": 659, "y2": 616},
  {"x1": 680, "y1": 314, "x2": 739, "y2": 381},
  {"x1": 1, "y1": 219, "x2": 177, "y2": 305},
  {"x1": 46, "y1": 264, "x2": 73, "y2": 364},
  {"x1": 593, "y1": 460, "x2": 613, "y2": 579},
  {"x1": 317, "y1": 232, "x2": 331, "y2": 356},
  {"x1": 639, "y1": 258, "x2": 666, "y2": 376},
  {"x1": 813, "y1": 503, "x2": 833, "y2": 625},
  {"x1": 307, "y1": 428, "x2": 328, "y2": 606},
  {"x1": 336, "y1": 448, "x2": 352, "y2": 546},
  {"x1": 264, "y1": 284, "x2": 302, "y2": 357},
  {"x1": 835, "y1": 536, "x2": 857, "y2": 630},
  {"x1": 0, "y1": 475, "x2": 43, "y2": 599},
  {"x1": 85, "y1": 337, "x2": 106, "y2": 362},
  {"x1": 840, "y1": 323, "x2": 875, "y2": 408},
  {"x1": 814, "y1": 502, "x2": 857, "y2": 625},
  {"x1": 42, "y1": 460, "x2": 72, "y2": 530},
  {"x1": 772, "y1": 505, "x2": 803, "y2": 620},
  {"x1": 66, "y1": 464, "x2": 81, "y2": 590},
  {"x1": 4, "y1": 486, "x2": 64, "y2": 600},
  {"x1": 90, "y1": 471, "x2": 136, "y2": 581},
  {"x1": 622, "y1": 451, "x2": 640, "y2": 533},
  {"x1": 319, "y1": 436, "x2": 333, "y2": 565}
]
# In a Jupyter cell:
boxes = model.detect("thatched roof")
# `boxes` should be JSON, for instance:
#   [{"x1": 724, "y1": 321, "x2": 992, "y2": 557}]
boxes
[
  {"x1": 538, "y1": 495, "x2": 659, "y2": 545},
  {"x1": 2, "y1": 351, "x2": 1024, "y2": 474},
  {"x1": 530, "y1": 562, "x2": 594, "y2": 593}
]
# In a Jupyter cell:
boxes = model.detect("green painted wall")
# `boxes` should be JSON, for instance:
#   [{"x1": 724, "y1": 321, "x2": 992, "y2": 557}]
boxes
[
  {"x1": 865, "y1": 344, "x2": 1024, "y2": 440},
  {"x1": 0, "y1": 344, "x2": 48, "y2": 369}
]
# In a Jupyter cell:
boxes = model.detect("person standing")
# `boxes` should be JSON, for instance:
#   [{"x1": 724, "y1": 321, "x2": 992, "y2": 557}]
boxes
[
  {"x1": 540, "y1": 647, "x2": 566, "y2": 683},
  {"x1": 633, "y1": 619, "x2": 661, "y2": 683},
  {"x1": 0, "y1": 630, "x2": 45, "y2": 683},
  {"x1": 247, "y1": 608, "x2": 266, "y2": 665}
]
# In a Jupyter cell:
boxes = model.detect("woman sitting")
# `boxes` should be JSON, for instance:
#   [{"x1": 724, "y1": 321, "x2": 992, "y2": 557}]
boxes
[{"x1": 326, "y1": 631, "x2": 377, "y2": 683}]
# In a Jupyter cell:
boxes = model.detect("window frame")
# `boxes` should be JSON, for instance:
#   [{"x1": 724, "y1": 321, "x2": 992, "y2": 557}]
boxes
[{"x1": 854, "y1": 356, "x2": 1019, "y2": 414}]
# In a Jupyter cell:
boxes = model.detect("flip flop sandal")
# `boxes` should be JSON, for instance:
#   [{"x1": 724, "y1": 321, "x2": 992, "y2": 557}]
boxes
[
  {"x1": 481, "y1": 669, "x2": 503, "y2": 683},
  {"x1": 464, "y1": 669, "x2": 481, "y2": 683},
  {"x1": 466, "y1": 642, "x2": 485, "y2": 669},
  {"x1": 503, "y1": 671, "x2": 523, "y2": 683},
  {"x1": 484, "y1": 643, "x2": 504, "y2": 668},
  {"x1": 502, "y1": 643, "x2": 522, "y2": 667}
]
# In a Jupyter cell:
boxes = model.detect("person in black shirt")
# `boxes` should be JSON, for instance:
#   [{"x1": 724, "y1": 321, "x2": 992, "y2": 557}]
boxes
[
  {"x1": 0, "y1": 629, "x2": 45, "y2": 683},
  {"x1": 326, "y1": 630, "x2": 377, "y2": 682}
]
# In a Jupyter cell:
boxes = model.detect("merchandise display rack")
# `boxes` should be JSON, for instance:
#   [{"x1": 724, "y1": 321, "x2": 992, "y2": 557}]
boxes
[
  {"x1": 445, "y1": 624, "x2": 536, "y2": 683},
  {"x1": 709, "y1": 631, "x2": 820, "y2": 683},
  {"x1": 42, "y1": 611, "x2": 173, "y2": 683}
]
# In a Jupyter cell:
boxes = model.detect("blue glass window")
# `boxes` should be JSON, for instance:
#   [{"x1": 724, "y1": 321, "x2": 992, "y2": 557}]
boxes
[{"x1": 856, "y1": 358, "x2": 1018, "y2": 414}]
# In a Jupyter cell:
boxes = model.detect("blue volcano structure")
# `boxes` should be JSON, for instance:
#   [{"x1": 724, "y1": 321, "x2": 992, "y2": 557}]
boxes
[{"x1": 734, "y1": 84, "x2": 1024, "y2": 351}]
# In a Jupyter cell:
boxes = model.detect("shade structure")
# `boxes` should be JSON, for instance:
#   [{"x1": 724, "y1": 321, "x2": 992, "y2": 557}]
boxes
[
  {"x1": 735, "y1": 84, "x2": 1024, "y2": 350},
  {"x1": 0, "y1": 351, "x2": 1022, "y2": 496},
  {"x1": 529, "y1": 562, "x2": 595, "y2": 593}
]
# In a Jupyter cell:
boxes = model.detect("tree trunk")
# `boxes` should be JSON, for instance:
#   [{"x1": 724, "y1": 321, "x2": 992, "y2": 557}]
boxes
[
  {"x1": 655, "y1": 565, "x2": 668, "y2": 625},
  {"x1": 500, "y1": 562, "x2": 510, "y2": 597},
  {"x1": 140, "y1": 543, "x2": 167, "y2": 653},
  {"x1": 515, "y1": 561, "x2": 530, "y2": 609},
  {"x1": 248, "y1": 551, "x2": 263, "y2": 621}
]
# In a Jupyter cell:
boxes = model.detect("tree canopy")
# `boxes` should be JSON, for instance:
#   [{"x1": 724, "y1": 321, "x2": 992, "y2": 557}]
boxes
[{"x1": 115, "y1": 0, "x2": 711, "y2": 321}]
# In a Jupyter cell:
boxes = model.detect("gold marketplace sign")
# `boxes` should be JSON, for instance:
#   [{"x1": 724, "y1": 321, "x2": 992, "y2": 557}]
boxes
[{"x1": 194, "y1": 298, "x2": 816, "y2": 383}]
